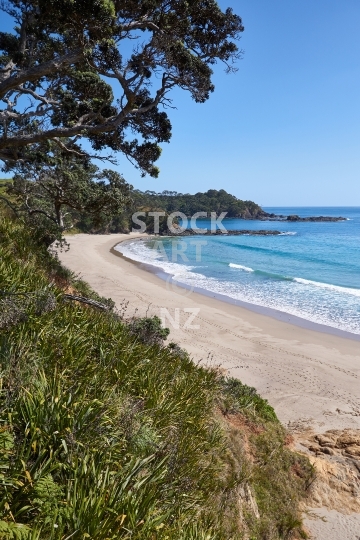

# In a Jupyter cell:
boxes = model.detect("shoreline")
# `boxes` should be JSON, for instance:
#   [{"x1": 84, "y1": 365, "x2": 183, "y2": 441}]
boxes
[
  {"x1": 58, "y1": 233, "x2": 360, "y2": 435},
  {"x1": 58, "y1": 233, "x2": 360, "y2": 538},
  {"x1": 112, "y1": 237, "x2": 360, "y2": 343}
]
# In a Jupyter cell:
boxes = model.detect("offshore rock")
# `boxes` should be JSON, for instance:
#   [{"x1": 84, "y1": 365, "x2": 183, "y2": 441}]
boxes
[
  {"x1": 162, "y1": 229, "x2": 283, "y2": 236},
  {"x1": 285, "y1": 215, "x2": 346, "y2": 222}
]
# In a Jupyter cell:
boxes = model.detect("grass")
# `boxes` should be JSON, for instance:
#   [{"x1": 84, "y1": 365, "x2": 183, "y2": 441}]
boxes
[
  {"x1": 0, "y1": 215, "x2": 314, "y2": 539},
  {"x1": 0, "y1": 179, "x2": 16, "y2": 220}
]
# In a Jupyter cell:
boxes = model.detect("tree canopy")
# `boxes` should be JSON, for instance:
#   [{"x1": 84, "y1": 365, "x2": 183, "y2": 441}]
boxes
[
  {"x1": 0, "y1": 0, "x2": 244, "y2": 174},
  {"x1": 132, "y1": 188, "x2": 264, "y2": 218},
  {"x1": 70, "y1": 188, "x2": 266, "y2": 235},
  {"x1": 6, "y1": 141, "x2": 132, "y2": 244}
]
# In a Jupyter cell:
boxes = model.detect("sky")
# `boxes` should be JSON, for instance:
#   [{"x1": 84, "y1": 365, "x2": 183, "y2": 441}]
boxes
[
  {"x1": 121, "y1": 0, "x2": 360, "y2": 206},
  {"x1": 2, "y1": 1, "x2": 360, "y2": 205}
]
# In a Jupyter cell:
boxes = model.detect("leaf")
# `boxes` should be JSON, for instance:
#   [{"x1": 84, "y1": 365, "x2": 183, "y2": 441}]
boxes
[
  {"x1": 24, "y1": 470, "x2": 32, "y2": 484},
  {"x1": 0, "y1": 521, "x2": 31, "y2": 540},
  {"x1": 61, "y1": 439, "x2": 68, "y2": 454}
]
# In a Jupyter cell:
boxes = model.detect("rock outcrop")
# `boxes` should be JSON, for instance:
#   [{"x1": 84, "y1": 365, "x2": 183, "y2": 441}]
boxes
[
  {"x1": 163, "y1": 229, "x2": 283, "y2": 236},
  {"x1": 285, "y1": 215, "x2": 346, "y2": 222},
  {"x1": 293, "y1": 429, "x2": 360, "y2": 514}
]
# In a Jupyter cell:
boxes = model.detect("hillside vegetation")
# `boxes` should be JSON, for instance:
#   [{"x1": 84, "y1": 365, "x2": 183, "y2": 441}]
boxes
[
  {"x1": 132, "y1": 190, "x2": 265, "y2": 219},
  {"x1": 0, "y1": 179, "x2": 10, "y2": 198},
  {"x1": 2, "y1": 180, "x2": 267, "y2": 236},
  {"x1": 0, "y1": 216, "x2": 314, "y2": 539},
  {"x1": 78, "y1": 189, "x2": 267, "y2": 234}
]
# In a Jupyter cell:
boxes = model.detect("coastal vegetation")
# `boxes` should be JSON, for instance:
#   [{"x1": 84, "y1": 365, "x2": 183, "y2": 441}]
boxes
[
  {"x1": 79, "y1": 188, "x2": 266, "y2": 234},
  {"x1": 132, "y1": 189, "x2": 265, "y2": 219},
  {"x1": 0, "y1": 3, "x2": 317, "y2": 537},
  {"x1": 1, "y1": 175, "x2": 267, "y2": 238},
  {"x1": 0, "y1": 216, "x2": 315, "y2": 539},
  {"x1": 4, "y1": 143, "x2": 132, "y2": 245}
]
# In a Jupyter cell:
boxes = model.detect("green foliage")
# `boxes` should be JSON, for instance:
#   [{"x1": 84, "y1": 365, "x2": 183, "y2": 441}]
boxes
[
  {"x1": 0, "y1": 217, "x2": 226, "y2": 539},
  {"x1": 129, "y1": 315, "x2": 170, "y2": 345},
  {"x1": 0, "y1": 1, "x2": 244, "y2": 171},
  {"x1": 0, "y1": 217, "x2": 312, "y2": 539},
  {"x1": 0, "y1": 521, "x2": 31, "y2": 540},
  {"x1": 76, "y1": 188, "x2": 266, "y2": 234},
  {"x1": 133, "y1": 189, "x2": 264, "y2": 219},
  {"x1": 168, "y1": 342, "x2": 189, "y2": 360},
  {"x1": 219, "y1": 377, "x2": 278, "y2": 422},
  {"x1": 0, "y1": 180, "x2": 15, "y2": 218},
  {"x1": 249, "y1": 425, "x2": 315, "y2": 539},
  {"x1": 6, "y1": 143, "x2": 132, "y2": 245}
]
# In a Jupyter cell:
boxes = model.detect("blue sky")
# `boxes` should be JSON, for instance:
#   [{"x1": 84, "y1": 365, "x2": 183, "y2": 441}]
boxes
[
  {"x1": 126, "y1": 0, "x2": 360, "y2": 206},
  {"x1": 2, "y1": 1, "x2": 360, "y2": 205}
]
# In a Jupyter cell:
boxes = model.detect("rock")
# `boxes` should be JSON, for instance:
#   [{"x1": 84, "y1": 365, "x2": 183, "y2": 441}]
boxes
[
  {"x1": 320, "y1": 447, "x2": 335, "y2": 456},
  {"x1": 309, "y1": 445, "x2": 321, "y2": 453},
  {"x1": 239, "y1": 484, "x2": 260, "y2": 519},
  {"x1": 337, "y1": 434, "x2": 360, "y2": 448},
  {"x1": 344, "y1": 447, "x2": 360, "y2": 457},
  {"x1": 163, "y1": 229, "x2": 284, "y2": 237},
  {"x1": 260, "y1": 214, "x2": 346, "y2": 222},
  {"x1": 286, "y1": 215, "x2": 346, "y2": 222},
  {"x1": 296, "y1": 429, "x2": 360, "y2": 514},
  {"x1": 315, "y1": 434, "x2": 337, "y2": 448}
]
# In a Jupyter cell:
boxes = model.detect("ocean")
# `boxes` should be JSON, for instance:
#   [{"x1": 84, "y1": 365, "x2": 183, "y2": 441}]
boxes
[{"x1": 115, "y1": 207, "x2": 360, "y2": 336}]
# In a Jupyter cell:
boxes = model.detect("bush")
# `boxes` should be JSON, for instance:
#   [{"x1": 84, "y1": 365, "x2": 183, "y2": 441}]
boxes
[
  {"x1": 219, "y1": 376, "x2": 278, "y2": 422},
  {"x1": 129, "y1": 315, "x2": 170, "y2": 345}
]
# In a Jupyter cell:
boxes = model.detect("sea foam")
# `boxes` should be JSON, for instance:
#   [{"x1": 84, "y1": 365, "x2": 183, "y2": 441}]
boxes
[
  {"x1": 293, "y1": 277, "x2": 360, "y2": 297},
  {"x1": 114, "y1": 233, "x2": 360, "y2": 335},
  {"x1": 229, "y1": 263, "x2": 254, "y2": 272}
]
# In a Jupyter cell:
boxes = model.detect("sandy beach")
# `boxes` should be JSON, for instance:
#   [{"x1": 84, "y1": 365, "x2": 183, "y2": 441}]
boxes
[
  {"x1": 59, "y1": 233, "x2": 360, "y2": 432},
  {"x1": 58, "y1": 232, "x2": 360, "y2": 539}
]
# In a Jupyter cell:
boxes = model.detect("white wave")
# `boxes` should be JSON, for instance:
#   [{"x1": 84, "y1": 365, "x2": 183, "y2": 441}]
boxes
[
  {"x1": 279, "y1": 232, "x2": 297, "y2": 236},
  {"x1": 113, "y1": 240, "x2": 360, "y2": 335},
  {"x1": 115, "y1": 241, "x2": 198, "y2": 280},
  {"x1": 293, "y1": 277, "x2": 360, "y2": 297},
  {"x1": 229, "y1": 263, "x2": 254, "y2": 272}
]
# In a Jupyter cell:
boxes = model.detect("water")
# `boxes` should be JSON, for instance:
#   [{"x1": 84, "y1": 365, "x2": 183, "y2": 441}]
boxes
[{"x1": 115, "y1": 207, "x2": 360, "y2": 336}]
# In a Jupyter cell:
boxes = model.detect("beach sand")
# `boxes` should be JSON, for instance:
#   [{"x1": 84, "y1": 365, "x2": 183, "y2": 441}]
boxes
[{"x1": 58, "y1": 233, "x2": 360, "y2": 539}]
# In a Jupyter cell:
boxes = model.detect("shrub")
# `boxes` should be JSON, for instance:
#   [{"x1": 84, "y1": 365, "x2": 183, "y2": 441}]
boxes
[
  {"x1": 219, "y1": 376, "x2": 278, "y2": 422},
  {"x1": 129, "y1": 315, "x2": 170, "y2": 345}
]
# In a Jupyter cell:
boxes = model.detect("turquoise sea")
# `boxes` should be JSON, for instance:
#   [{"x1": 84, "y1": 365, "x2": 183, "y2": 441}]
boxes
[{"x1": 115, "y1": 207, "x2": 360, "y2": 336}]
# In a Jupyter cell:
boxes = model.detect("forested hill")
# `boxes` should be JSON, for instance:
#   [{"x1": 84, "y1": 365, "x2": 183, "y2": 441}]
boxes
[{"x1": 132, "y1": 189, "x2": 266, "y2": 219}]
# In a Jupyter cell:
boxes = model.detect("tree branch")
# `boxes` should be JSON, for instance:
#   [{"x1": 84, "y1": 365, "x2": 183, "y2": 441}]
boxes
[
  {"x1": 120, "y1": 19, "x2": 161, "y2": 33},
  {"x1": 0, "y1": 79, "x2": 170, "y2": 161},
  {"x1": 0, "y1": 194, "x2": 19, "y2": 216},
  {"x1": 25, "y1": 206, "x2": 59, "y2": 225},
  {"x1": 63, "y1": 294, "x2": 110, "y2": 311},
  {"x1": 0, "y1": 49, "x2": 83, "y2": 99}
]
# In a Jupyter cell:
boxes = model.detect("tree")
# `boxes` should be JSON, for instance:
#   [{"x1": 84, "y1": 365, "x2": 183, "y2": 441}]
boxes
[
  {"x1": 0, "y1": 0, "x2": 244, "y2": 175},
  {"x1": 7, "y1": 141, "x2": 132, "y2": 244}
]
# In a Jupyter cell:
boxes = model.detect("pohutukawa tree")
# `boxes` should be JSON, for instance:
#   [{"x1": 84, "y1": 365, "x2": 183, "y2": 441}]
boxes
[
  {"x1": 6, "y1": 141, "x2": 133, "y2": 242},
  {"x1": 0, "y1": 0, "x2": 244, "y2": 174}
]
